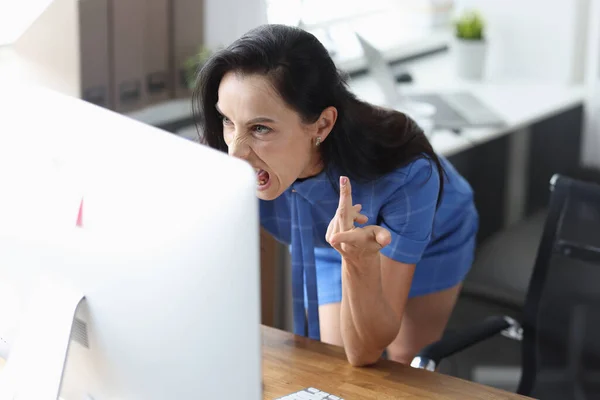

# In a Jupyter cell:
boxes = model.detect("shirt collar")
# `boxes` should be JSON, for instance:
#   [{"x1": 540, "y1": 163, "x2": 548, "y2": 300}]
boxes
[{"x1": 290, "y1": 166, "x2": 339, "y2": 203}]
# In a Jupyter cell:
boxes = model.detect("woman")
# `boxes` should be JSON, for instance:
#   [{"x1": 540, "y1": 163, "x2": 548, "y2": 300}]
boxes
[{"x1": 193, "y1": 24, "x2": 478, "y2": 367}]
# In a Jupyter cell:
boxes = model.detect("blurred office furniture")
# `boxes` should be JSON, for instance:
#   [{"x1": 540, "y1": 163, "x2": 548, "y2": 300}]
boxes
[
  {"x1": 445, "y1": 167, "x2": 600, "y2": 388},
  {"x1": 111, "y1": 0, "x2": 147, "y2": 113},
  {"x1": 79, "y1": 0, "x2": 206, "y2": 112},
  {"x1": 413, "y1": 174, "x2": 600, "y2": 400},
  {"x1": 172, "y1": 0, "x2": 205, "y2": 99},
  {"x1": 144, "y1": 0, "x2": 172, "y2": 105},
  {"x1": 456, "y1": 0, "x2": 600, "y2": 171},
  {"x1": 464, "y1": 211, "x2": 545, "y2": 310},
  {"x1": 79, "y1": 0, "x2": 111, "y2": 109},
  {"x1": 0, "y1": 0, "x2": 205, "y2": 109},
  {"x1": 76, "y1": 0, "x2": 266, "y2": 113},
  {"x1": 466, "y1": 166, "x2": 600, "y2": 311}
]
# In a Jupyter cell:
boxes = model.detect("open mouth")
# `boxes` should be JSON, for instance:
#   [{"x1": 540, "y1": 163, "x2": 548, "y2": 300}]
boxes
[{"x1": 256, "y1": 169, "x2": 271, "y2": 189}]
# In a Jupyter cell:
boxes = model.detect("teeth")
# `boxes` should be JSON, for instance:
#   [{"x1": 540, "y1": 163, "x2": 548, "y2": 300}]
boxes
[{"x1": 256, "y1": 168, "x2": 267, "y2": 186}]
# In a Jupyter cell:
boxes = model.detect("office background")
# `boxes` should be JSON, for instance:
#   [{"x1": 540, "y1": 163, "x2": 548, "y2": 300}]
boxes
[
  {"x1": 2, "y1": 0, "x2": 600, "y2": 392},
  {"x1": 4, "y1": 0, "x2": 598, "y2": 164}
]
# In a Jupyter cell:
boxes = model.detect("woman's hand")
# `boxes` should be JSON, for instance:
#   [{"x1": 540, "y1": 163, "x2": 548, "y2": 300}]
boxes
[{"x1": 326, "y1": 176, "x2": 391, "y2": 266}]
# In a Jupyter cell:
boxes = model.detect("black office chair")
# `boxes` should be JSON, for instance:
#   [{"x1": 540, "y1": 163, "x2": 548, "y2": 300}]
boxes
[{"x1": 411, "y1": 174, "x2": 600, "y2": 399}]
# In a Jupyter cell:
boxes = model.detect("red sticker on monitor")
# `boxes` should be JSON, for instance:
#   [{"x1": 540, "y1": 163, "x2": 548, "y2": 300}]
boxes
[{"x1": 76, "y1": 198, "x2": 83, "y2": 227}]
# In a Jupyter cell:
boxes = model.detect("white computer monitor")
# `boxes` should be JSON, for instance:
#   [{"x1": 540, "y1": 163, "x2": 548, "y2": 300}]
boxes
[{"x1": 0, "y1": 83, "x2": 262, "y2": 399}]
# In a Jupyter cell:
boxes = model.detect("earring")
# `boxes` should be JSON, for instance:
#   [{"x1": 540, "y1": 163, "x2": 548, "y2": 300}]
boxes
[{"x1": 315, "y1": 137, "x2": 322, "y2": 147}]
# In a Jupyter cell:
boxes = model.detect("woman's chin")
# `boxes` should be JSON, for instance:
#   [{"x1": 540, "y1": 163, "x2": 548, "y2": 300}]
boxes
[
  {"x1": 257, "y1": 192, "x2": 279, "y2": 201},
  {"x1": 256, "y1": 179, "x2": 276, "y2": 200}
]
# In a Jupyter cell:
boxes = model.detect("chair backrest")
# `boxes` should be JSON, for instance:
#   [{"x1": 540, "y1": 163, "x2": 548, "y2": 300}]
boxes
[{"x1": 518, "y1": 174, "x2": 600, "y2": 398}]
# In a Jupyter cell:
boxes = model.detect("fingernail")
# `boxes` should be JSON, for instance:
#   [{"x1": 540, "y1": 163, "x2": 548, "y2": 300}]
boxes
[{"x1": 340, "y1": 176, "x2": 347, "y2": 186}]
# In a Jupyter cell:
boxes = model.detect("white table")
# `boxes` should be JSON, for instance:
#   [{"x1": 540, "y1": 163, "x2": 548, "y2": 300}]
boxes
[{"x1": 346, "y1": 51, "x2": 585, "y2": 157}]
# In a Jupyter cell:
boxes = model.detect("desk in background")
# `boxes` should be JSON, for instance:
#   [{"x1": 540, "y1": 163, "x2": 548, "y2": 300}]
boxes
[{"x1": 262, "y1": 325, "x2": 532, "y2": 399}]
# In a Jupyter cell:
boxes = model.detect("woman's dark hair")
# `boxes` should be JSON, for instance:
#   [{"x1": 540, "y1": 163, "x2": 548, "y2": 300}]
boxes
[{"x1": 192, "y1": 24, "x2": 445, "y2": 203}]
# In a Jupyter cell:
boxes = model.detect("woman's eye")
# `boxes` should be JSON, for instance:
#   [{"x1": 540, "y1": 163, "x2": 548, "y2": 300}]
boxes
[
  {"x1": 221, "y1": 115, "x2": 232, "y2": 125},
  {"x1": 253, "y1": 125, "x2": 271, "y2": 135}
]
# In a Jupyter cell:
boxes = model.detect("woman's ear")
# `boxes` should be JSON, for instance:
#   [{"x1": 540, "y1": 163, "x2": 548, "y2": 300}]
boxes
[{"x1": 315, "y1": 106, "x2": 338, "y2": 141}]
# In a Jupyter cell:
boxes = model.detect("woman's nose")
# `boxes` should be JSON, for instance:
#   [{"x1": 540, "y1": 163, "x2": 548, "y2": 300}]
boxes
[{"x1": 228, "y1": 134, "x2": 251, "y2": 159}]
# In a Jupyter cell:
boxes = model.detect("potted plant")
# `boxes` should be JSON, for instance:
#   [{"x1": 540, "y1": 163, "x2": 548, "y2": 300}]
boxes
[
  {"x1": 453, "y1": 10, "x2": 487, "y2": 80},
  {"x1": 183, "y1": 45, "x2": 213, "y2": 90}
]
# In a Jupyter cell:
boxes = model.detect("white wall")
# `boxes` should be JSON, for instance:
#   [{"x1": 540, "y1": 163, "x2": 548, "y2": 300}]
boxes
[
  {"x1": 203, "y1": 0, "x2": 268, "y2": 50},
  {"x1": 1, "y1": 0, "x2": 80, "y2": 98},
  {"x1": 582, "y1": 0, "x2": 600, "y2": 167},
  {"x1": 454, "y1": 0, "x2": 588, "y2": 84}
]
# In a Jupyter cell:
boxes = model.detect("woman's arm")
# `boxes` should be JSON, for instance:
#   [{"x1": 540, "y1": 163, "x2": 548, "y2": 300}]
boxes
[
  {"x1": 340, "y1": 254, "x2": 415, "y2": 366},
  {"x1": 327, "y1": 175, "x2": 428, "y2": 366}
]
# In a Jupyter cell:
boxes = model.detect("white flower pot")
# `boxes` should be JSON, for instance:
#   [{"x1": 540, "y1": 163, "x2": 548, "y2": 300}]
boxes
[{"x1": 454, "y1": 38, "x2": 487, "y2": 80}]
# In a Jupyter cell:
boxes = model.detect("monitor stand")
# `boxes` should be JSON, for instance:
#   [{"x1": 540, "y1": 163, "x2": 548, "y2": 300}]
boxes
[{"x1": 0, "y1": 277, "x2": 85, "y2": 400}]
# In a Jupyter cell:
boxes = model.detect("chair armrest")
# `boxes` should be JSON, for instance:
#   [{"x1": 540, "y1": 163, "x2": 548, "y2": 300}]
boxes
[{"x1": 410, "y1": 316, "x2": 517, "y2": 370}]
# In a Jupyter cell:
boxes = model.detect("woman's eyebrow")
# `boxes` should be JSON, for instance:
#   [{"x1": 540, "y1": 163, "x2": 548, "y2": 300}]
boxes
[
  {"x1": 215, "y1": 104, "x2": 276, "y2": 124},
  {"x1": 247, "y1": 117, "x2": 276, "y2": 125}
]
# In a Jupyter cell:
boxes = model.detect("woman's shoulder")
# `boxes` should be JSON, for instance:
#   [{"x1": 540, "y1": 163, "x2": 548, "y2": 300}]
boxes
[
  {"x1": 340, "y1": 156, "x2": 441, "y2": 216},
  {"x1": 371, "y1": 156, "x2": 440, "y2": 195}
]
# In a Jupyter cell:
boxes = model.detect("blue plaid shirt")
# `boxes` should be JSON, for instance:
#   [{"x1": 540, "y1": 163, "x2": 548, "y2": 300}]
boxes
[{"x1": 260, "y1": 155, "x2": 478, "y2": 340}]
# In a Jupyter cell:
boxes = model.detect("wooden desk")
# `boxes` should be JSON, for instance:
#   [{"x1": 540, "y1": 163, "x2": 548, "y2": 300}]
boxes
[{"x1": 262, "y1": 326, "x2": 532, "y2": 399}]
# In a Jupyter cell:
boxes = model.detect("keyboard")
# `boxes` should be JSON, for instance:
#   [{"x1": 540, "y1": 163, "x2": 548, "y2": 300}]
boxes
[
  {"x1": 405, "y1": 91, "x2": 505, "y2": 129},
  {"x1": 442, "y1": 92, "x2": 505, "y2": 126},
  {"x1": 275, "y1": 387, "x2": 344, "y2": 400}
]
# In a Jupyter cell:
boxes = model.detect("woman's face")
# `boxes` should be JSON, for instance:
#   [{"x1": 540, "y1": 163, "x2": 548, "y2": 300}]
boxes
[{"x1": 217, "y1": 72, "x2": 335, "y2": 200}]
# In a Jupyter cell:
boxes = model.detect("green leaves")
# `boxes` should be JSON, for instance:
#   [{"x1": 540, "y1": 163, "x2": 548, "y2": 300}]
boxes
[
  {"x1": 454, "y1": 10, "x2": 484, "y2": 41},
  {"x1": 183, "y1": 46, "x2": 213, "y2": 89}
]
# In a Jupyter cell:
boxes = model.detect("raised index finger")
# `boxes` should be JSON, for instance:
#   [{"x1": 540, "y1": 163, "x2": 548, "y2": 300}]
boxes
[{"x1": 338, "y1": 176, "x2": 353, "y2": 216}]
